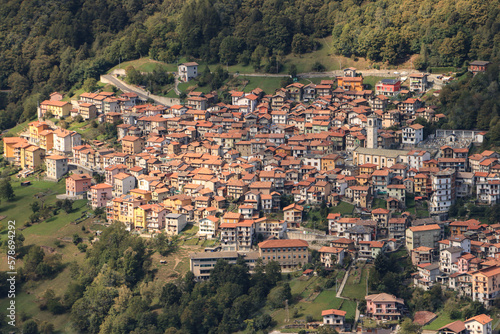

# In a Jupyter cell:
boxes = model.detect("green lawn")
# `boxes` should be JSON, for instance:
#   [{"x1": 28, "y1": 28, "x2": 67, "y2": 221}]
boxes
[
  {"x1": 363, "y1": 76, "x2": 392, "y2": 91},
  {"x1": 6, "y1": 118, "x2": 33, "y2": 136},
  {"x1": 241, "y1": 76, "x2": 287, "y2": 95},
  {"x1": 0, "y1": 177, "x2": 97, "y2": 333},
  {"x1": 342, "y1": 265, "x2": 369, "y2": 301},
  {"x1": 23, "y1": 199, "x2": 88, "y2": 236},
  {"x1": 329, "y1": 201, "x2": 355, "y2": 216},
  {"x1": 107, "y1": 57, "x2": 180, "y2": 74},
  {"x1": 372, "y1": 198, "x2": 387, "y2": 209},
  {"x1": 0, "y1": 178, "x2": 66, "y2": 232},
  {"x1": 271, "y1": 288, "x2": 345, "y2": 327},
  {"x1": 423, "y1": 312, "x2": 461, "y2": 330},
  {"x1": 341, "y1": 300, "x2": 357, "y2": 320},
  {"x1": 417, "y1": 209, "x2": 430, "y2": 218},
  {"x1": 0, "y1": 266, "x2": 78, "y2": 333},
  {"x1": 165, "y1": 89, "x2": 179, "y2": 98}
]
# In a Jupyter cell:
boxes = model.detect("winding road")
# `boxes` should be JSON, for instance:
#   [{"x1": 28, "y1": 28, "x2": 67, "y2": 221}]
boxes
[{"x1": 100, "y1": 74, "x2": 181, "y2": 106}]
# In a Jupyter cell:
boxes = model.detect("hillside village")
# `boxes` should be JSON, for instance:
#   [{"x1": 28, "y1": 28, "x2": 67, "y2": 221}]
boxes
[{"x1": 3, "y1": 62, "x2": 500, "y2": 332}]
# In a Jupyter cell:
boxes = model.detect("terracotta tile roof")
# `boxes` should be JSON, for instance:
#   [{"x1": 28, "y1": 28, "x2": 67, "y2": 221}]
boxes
[{"x1": 258, "y1": 239, "x2": 308, "y2": 248}]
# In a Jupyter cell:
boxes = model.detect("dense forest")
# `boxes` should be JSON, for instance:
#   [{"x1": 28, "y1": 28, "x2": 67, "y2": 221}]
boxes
[
  {"x1": 1, "y1": 223, "x2": 290, "y2": 333},
  {"x1": 436, "y1": 63, "x2": 500, "y2": 147},
  {"x1": 1, "y1": 0, "x2": 500, "y2": 131}
]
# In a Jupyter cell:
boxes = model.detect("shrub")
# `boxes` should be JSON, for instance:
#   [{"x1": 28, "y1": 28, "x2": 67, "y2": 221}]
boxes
[
  {"x1": 311, "y1": 61, "x2": 326, "y2": 72},
  {"x1": 77, "y1": 244, "x2": 88, "y2": 253}
]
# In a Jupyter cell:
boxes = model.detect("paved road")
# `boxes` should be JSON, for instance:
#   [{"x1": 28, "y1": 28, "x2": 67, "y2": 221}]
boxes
[
  {"x1": 174, "y1": 76, "x2": 181, "y2": 95},
  {"x1": 336, "y1": 263, "x2": 352, "y2": 298},
  {"x1": 100, "y1": 74, "x2": 181, "y2": 106},
  {"x1": 234, "y1": 68, "x2": 419, "y2": 79}
]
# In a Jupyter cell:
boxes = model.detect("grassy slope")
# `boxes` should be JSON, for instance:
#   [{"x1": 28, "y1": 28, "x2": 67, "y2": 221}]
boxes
[
  {"x1": 423, "y1": 312, "x2": 463, "y2": 330},
  {"x1": 0, "y1": 178, "x2": 93, "y2": 332},
  {"x1": 341, "y1": 265, "x2": 369, "y2": 301}
]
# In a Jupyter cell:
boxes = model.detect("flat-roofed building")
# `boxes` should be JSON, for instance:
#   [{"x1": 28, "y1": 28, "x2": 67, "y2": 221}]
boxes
[
  {"x1": 165, "y1": 213, "x2": 187, "y2": 235},
  {"x1": 189, "y1": 251, "x2": 259, "y2": 280},
  {"x1": 45, "y1": 154, "x2": 68, "y2": 180}
]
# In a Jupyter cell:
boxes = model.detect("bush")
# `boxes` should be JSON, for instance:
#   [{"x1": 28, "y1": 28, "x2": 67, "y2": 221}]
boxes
[
  {"x1": 72, "y1": 234, "x2": 82, "y2": 245},
  {"x1": 311, "y1": 61, "x2": 326, "y2": 72},
  {"x1": 77, "y1": 243, "x2": 87, "y2": 253},
  {"x1": 47, "y1": 299, "x2": 66, "y2": 315},
  {"x1": 325, "y1": 278, "x2": 336, "y2": 289},
  {"x1": 450, "y1": 309, "x2": 462, "y2": 320},
  {"x1": 254, "y1": 314, "x2": 272, "y2": 330}
]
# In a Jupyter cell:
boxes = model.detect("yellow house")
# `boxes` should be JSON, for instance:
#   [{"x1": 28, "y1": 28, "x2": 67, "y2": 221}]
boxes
[
  {"x1": 21, "y1": 145, "x2": 45, "y2": 170},
  {"x1": 321, "y1": 153, "x2": 342, "y2": 171},
  {"x1": 134, "y1": 205, "x2": 150, "y2": 229},
  {"x1": 359, "y1": 163, "x2": 378, "y2": 175},
  {"x1": 28, "y1": 121, "x2": 51, "y2": 146},
  {"x1": 163, "y1": 195, "x2": 192, "y2": 213},
  {"x1": 3, "y1": 137, "x2": 28, "y2": 161},
  {"x1": 40, "y1": 100, "x2": 72, "y2": 119},
  {"x1": 39, "y1": 129, "x2": 54, "y2": 151},
  {"x1": 221, "y1": 212, "x2": 242, "y2": 224},
  {"x1": 130, "y1": 188, "x2": 152, "y2": 202}
]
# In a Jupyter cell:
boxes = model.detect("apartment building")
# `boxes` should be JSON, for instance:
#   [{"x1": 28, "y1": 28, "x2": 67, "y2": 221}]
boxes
[
  {"x1": 365, "y1": 293, "x2": 405, "y2": 320},
  {"x1": 89, "y1": 183, "x2": 113, "y2": 209},
  {"x1": 189, "y1": 251, "x2": 259, "y2": 280},
  {"x1": 471, "y1": 265, "x2": 500, "y2": 307},
  {"x1": 406, "y1": 224, "x2": 441, "y2": 251},
  {"x1": 283, "y1": 203, "x2": 304, "y2": 227},
  {"x1": 258, "y1": 239, "x2": 309, "y2": 271},
  {"x1": 165, "y1": 213, "x2": 188, "y2": 235},
  {"x1": 465, "y1": 315, "x2": 493, "y2": 334},
  {"x1": 45, "y1": 155, "x2": 68, "y2": 180},
  {"x1": 430, "y1": 169, "x2": 456, "y2": 218}
]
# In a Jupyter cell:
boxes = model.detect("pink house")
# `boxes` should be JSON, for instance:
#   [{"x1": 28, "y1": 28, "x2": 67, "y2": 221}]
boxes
[
  {"x1": 365, "y1": 293, "x2": 404, "y2": 320},
  {"x1": 457, "y1": 253, "x2": 476, "y2": 273},
  {"x1": 66, "y1": 173, "x2": 92, "y2": 197},
  {"x1": 89, "y1": 183, "x2": 113, "y2": 209}
]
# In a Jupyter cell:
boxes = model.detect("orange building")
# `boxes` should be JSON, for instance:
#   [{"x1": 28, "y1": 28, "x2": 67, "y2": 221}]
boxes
[
  {"x1": 337, "y1": 76, "x2": 364, "y2": 91},
  {"x1": 3, "y1": 137, "x2": 28, "y2": 161}
]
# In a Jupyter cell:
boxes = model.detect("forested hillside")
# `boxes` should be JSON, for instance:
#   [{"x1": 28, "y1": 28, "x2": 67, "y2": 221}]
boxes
[
  {"x1": 437, "y1": 63, "x2": 500, "y2": 147},
  {"x1": 1, "y1": 0, "x2": 500, "y2": 131}
]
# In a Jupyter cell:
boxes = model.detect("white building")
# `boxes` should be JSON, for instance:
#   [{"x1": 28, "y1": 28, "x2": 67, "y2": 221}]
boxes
[
  {"x1": 178, "y1": 62, "x2": 199, "y2": 82},
  {"x1": 45, "y1": 155, "x2": 68, "y2": 180},
  {"x1": 477, "y1": 179, "x2": 500, "y2": 204},
  {"x1": 53, "y1": 128, "x2": 82, "y2": 154},
  {"x1": 322, "y1": 309, "x2": 346, "y2": 331},
  {"x1": 198, "y1": 216, "x2": 219, "y2": 239},
  {"x1": 403, "y1": 124, "x2": 424, "y2": 145},
  {"x1": 465, "y1": 315, "x2": 493, "y2": 334},
  {"x1": 409, "y1": 73, "x2": 428, "y2": 93},
  {"x1": 165, "y1": 213, "x2": 188, "y2": 235},
  {"x1": 112, "y1": 173, "x2": 136, "y2": 197},
  {"x1": 439, "y1": 246, "x2": 462, "y2": 274},
  {"x1": 318, "y1": 246, "x2": 345, "y2": 268},
  {"x1": 430, "y1": 169, "x2": 456, "y2": 217}
]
